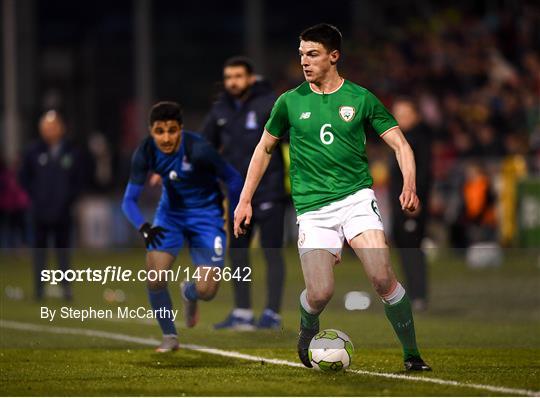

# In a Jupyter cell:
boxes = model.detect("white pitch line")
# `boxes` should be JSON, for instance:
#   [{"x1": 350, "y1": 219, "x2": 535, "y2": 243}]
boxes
[{"x1": 1, "y1": 319, "x2": 538, "y2": 397}]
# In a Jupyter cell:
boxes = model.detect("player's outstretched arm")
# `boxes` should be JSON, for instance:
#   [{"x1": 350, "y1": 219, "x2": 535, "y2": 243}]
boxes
[
  {"x1": 121, "y1": 182, "x2": 167, "y2": 249},
  {"x1": 121, "y1": 182, "x2": 146, "y2": 229},
  {"x1": 121, "y1": 142, "x2": 167, "y2": 249},
  {"x1": 381, "y1": 127, "x2": 420, "y2": 212},
  {"x1": 234, "y1": 130, "x2": 280, "y2": 237}
]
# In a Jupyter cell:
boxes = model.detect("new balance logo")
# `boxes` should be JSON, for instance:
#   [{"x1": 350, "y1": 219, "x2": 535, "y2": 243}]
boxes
[{"x1": 299, "y1": 112, "x2": 311, "y2": 120}]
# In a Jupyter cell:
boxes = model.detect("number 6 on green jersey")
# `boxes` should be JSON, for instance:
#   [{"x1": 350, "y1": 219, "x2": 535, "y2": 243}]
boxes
[
  {"x1": 265, "y1": 80, "x2": 399, "y2": 215},
  {"x1": 320, "y1": 123, "x2": 334, "y2": 145}
]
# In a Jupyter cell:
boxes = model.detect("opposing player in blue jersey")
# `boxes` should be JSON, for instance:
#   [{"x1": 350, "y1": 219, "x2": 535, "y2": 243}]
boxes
[{"x1": 122, "y1": 101, "x2": 243, "y2": 352}]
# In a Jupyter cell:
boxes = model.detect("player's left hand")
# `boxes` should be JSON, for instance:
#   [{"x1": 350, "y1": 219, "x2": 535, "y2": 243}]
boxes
[
  {"x1": 139, "y1": 223, "x2": 167, "y2": 249},
  {"x1": 400, "y1": 188, "x2": 420, "y2": 212},
  {"x1": 233, "y1": 201, "x2": 252, "y2": 238}
]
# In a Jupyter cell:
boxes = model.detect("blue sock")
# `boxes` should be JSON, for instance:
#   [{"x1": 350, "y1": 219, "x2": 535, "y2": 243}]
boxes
[
  {"x1": 147, "y1": 288, "x2": 177, "y2": 336},
  {"x1": 183, "y1": 281, "x2": 199, "y2": 302}
]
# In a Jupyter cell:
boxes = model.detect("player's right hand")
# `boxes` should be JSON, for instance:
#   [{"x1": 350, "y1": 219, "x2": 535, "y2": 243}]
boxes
[
  {"x1": 233, "y1": 202, "x2": 252, "y2": 238},
  {"x1": 400, "y1": 188, "x2": 420, "y2": 212},
  {"x1": 139, "y1": 223, "x2": 167, "y2": 249}
]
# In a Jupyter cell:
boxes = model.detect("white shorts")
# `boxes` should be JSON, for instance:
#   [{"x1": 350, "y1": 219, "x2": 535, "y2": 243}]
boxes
[{"x1": 296, "y1": 188, "x2": 384, "y2": 258}]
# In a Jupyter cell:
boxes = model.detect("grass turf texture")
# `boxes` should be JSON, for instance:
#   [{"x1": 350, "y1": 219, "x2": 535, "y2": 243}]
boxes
[{"x1": 1, "y1": 247, "x2": 539, "y2": 396}]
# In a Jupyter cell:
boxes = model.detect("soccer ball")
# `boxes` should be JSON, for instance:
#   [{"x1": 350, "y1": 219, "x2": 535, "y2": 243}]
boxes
[{"x1": 308, "y1": 329, "x2": 354, "y2": 371}]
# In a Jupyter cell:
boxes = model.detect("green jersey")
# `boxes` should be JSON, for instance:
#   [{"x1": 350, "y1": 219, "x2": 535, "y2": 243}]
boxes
[{"x1": 265, "y1": 79, "x2": 398, "y2": 215}]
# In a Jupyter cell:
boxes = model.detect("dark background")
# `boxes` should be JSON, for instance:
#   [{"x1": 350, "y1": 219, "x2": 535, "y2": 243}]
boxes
[{"x1": 1, "y1": 0, "x2": 539, "y2": 248}]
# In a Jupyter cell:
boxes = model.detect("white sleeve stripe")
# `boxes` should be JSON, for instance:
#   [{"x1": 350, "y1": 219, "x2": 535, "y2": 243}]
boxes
[
  {"x1": 264, "y1": 129, "x2": 282, "y2": 140},
  {"x1": 379, "y1": 125, "x2": 399, "y2": 137}
]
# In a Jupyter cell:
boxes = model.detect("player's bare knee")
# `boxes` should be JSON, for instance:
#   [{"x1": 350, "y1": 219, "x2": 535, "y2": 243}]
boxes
[{"x1": 307, "y1": 288, "x2": 333, "y2": 310}]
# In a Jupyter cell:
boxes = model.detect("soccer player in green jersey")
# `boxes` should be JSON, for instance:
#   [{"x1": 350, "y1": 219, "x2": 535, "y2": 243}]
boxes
[{"x1": 234, "y1": 23, "x2": 431, "y2": 371}]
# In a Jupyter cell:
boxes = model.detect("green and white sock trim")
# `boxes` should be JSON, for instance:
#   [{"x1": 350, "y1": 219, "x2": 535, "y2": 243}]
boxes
[
  {"x1": 381, "y1": 282, "x2": 406, "y2": 305},
  {"x1": 300, "y1": 289, "x2": 319, "y2": 314},
  {"x1": 299, "y1": 289, "x2": 320, "y2": 330}
]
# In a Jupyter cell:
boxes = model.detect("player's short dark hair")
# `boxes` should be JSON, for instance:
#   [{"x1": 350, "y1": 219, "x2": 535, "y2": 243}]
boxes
[
  {"x1": 223, "y1": 56, "x2": 254, "y2": 75},
  {"x1": 148, "y1": 101, "x2": 183, "y2": 127},
  {"x1": 300, "y1": 23, "x2": 342, "y2": 53}
]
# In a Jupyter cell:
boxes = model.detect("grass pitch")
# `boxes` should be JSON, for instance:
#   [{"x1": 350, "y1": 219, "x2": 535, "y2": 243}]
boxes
[{"x1": 1, "y1": 247, "x2": 539, "y2": 396}]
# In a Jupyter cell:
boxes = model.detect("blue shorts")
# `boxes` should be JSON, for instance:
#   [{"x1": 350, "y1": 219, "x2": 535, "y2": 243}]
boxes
[{"x1": 151, "y1": 211, "x2": 226, "y2": 267}]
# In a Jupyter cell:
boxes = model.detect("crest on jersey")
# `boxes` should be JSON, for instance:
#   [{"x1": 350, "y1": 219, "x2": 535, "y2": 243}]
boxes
[
  {"x1": 61, "y1": 154, "x2": 73, "y2": 169},
  {"x1": 245, "y1": 111, "x2": 258, "y2": 129},
  {"x1": 339, "y1": 106, "x2": 355, "y2": 122},
  {"x1": 169, "y1": 170, "x2": 178, "y2": 181},
  {"x1": 38, "y1": 153, "x2": 48, "y2": 166}
]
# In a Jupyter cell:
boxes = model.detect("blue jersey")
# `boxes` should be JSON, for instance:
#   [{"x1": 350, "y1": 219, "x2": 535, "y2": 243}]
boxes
[{"x1": 122, "y1": 131, "x2": 242, "y2": 229}]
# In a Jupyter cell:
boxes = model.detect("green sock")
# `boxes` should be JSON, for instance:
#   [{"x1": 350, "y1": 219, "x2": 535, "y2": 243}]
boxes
[
  {"x1": 299, "y1": 303, "x2": 320, "y2": 330},
  {"x1": 384, "y1": 294, "x2": 421, "y2": 360}
]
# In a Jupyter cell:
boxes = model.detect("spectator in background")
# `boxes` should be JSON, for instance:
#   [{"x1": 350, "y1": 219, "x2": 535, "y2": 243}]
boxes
[
  {"x1": 201, "y1": 56, "x2": 287, "y2": 329},
  {"x1": 462, "y1": 162, "x2": 497, "y2": 245},
  {"x1": 87, "y1": 132, "x2": 113, "y2": 192},
  {"x1": 19, "y1": 110, "x2": 82, "y2": 300},
  {"x1": 391, "y1": 98, "x2": 432, "y2": 311},
  {"x1": 0, "y1": 156, "x2": 30, "y2": 248}
]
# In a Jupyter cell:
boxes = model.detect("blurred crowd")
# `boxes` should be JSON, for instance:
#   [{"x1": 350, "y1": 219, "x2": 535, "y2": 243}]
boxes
[
  {"x1": 350, "y1": 9, "x2": 537, "y2": 158},
  {"x1": 277, "y1": 8, "x2": 539, "y2": 159},
  {"x1": 1, "y1": 6, "x2": 539, "y2": 250},
  {"x1": 276, "y1": 7, "x2": 539, "y2": 248}
]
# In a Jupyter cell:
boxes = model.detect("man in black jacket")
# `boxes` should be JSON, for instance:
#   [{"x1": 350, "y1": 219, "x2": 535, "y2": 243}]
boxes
[
  {"x1": 20, "y1": 110, "x2": 81, "y2": 300},
  {"x1": 390, "y1": 98, "x2": 432, "y2": 311},
  {"x1": 201, "y1": 57, "x2": 286, "y2": 329}
]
